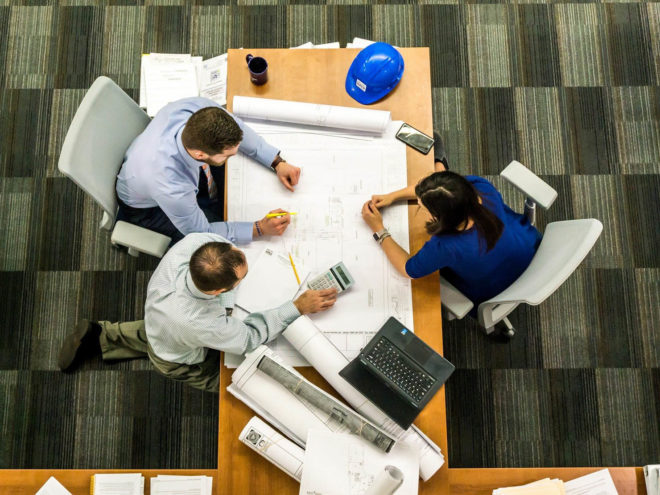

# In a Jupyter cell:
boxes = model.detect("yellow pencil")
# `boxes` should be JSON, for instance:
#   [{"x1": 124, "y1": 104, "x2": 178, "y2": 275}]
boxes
[
  {"x1": 266, "y1": 212, "x2": 298, "y2": 218},
  {"x1": 288, "y1": 253, "x2": 301, "y2": 285}
]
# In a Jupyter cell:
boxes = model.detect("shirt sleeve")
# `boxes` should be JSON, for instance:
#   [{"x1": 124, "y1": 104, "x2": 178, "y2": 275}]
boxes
[
  {"x1": 152, "y1": 186, "x2": 253, "y2": 244},
  {"x1": 198, "y1": 301, "x2": 301, "y2": 356},
  {"x1": 405, "y1": 237, "x2": 458, "y2": 279},
  {"x1": 227, "y1": 110, "x2": 280, "y2": 168}
]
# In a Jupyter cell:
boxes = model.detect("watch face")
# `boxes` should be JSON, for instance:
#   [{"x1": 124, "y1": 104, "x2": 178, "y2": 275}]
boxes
[{"x1": 373, "y1": 232, "x2": 380, "y2": 241}]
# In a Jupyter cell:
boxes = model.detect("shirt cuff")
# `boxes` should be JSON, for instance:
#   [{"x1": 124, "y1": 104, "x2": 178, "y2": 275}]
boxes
[
  {"x1": 234, "y1": 221, "x2": 254, "y2": 245},
  {"x1": 278, "y1": 300, "x2": 301, "y2": 325}
]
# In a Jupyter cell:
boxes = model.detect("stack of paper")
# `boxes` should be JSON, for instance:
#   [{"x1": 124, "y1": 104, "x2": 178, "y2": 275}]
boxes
[
  {"x1": 90, "y1": 473, "x2": 144, "y2": 495},
  {"x1": 493, "y1": 478, "x2": 565, "y2": 495},
  {"x1": 291, "y1": 41, "x2": 340, "y2": 49},
  {"x1": 150, "y1": 475, "x2": 213, "y2": 495},
  {"x1": 36, "y1": 477, "x2": 72, "y2": 495},
  {"x1": 140, "y1": 52, "x2": 228, "y2": 117},
  {"x1": 493, "y1": 469, "x2": 619, "y2": 495}
]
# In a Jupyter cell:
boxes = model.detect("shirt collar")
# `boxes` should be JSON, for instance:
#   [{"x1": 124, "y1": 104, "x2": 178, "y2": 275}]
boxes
[
  {"x1": 185, "y1": 271, "x2": 216, "y2": 300},
  {"x1": 176, "y1": 126, "x2": 204, "y2": 171}
]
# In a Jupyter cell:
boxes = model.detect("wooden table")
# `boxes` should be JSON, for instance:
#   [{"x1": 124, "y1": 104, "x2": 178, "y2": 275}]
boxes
[
  {"x1": 0, "y1": 48, "x2": 645, "y2": 495},
  {"x1": 218, "y1": 47, "x2": 446, "y2": 495}
]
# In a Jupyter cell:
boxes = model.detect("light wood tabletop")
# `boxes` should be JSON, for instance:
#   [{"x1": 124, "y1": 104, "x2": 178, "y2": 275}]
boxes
[{"x1": 218, "y1": 47, "x2": 445, "y2": 495}]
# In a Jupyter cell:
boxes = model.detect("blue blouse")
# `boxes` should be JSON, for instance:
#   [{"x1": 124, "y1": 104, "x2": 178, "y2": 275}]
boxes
[{"x1": 405, "y1": 176, "x2": 541, "y2": 307}]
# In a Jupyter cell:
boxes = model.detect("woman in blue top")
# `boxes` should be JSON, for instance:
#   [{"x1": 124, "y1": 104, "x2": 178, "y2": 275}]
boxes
[{"x1": 361, "y1": 144, "x2": 541, "y2": 336}]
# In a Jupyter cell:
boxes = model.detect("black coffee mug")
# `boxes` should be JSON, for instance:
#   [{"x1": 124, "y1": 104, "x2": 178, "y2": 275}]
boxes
[{"x1": 246, "y1": 54, "x2": 268, "y2": 85}]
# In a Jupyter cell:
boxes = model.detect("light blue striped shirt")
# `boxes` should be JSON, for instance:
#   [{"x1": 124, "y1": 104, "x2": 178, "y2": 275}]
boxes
[
  {"x1": 145, "y1": 233, "x2": 301, "y2": 365},
  {"x1": 116, "y1": 97, "x2": 280, "y2": 245}
]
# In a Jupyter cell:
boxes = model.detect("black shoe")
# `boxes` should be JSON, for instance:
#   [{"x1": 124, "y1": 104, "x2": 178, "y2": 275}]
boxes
[
  {"x1": 433, "y1": 132, "x2": 449, "y2": 171},
  {"x1": 58, "y1": 319, "x2": 102, "y2": 371}
]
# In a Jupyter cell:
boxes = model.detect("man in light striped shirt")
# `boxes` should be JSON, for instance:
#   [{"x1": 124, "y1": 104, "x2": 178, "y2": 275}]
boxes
[{"x1": 57, "y1": 233, "x2": 337, "y2": 392}]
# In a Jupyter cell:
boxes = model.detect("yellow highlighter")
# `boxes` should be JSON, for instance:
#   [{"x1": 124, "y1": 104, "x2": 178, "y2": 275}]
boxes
[
  {"x1": 266, "y1": 212, "x2": 298, "y2": 218},
  {"x1": 288, "y1": 253, "x2": 301, "y2": 285}
]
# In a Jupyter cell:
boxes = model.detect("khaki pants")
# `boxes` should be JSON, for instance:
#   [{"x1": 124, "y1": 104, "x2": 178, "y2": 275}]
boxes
[{"x1": 98, "y1": 320, "x2": 221, "y2": 393}]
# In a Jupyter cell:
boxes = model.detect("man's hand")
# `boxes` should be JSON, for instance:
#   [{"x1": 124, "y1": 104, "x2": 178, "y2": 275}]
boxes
[
  {"x1": 275, "y1": 161, "x2": 301, "y2": 192},
  {"x1": 256, "y1": 209, "x2": 292, "y2": 237},
  {"x1": 361, "y1": 200, "x2": 385, "y2": 233},
  {"x1": 294, "y1": 289, "x2": 337, "y2": 315},
  {"x1": 371, "y1": 193, "x2": 395, "y2": 209}
]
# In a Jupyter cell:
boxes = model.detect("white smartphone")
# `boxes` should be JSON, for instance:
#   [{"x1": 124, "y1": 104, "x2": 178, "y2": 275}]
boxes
[{"x1": 395, "y1": 123, "x2": 435, "y2": 154}]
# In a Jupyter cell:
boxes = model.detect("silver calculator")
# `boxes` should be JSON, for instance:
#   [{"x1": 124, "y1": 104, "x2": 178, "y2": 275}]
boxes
[{"x1": 307, "y1": 262, "x2": 354, "y2": 293}]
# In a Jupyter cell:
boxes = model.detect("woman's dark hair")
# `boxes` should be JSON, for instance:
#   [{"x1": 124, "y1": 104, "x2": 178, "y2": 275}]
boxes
[
  {"x1": 414, "y1": 171, "x2": 504, "y2": 252},
  {"x1": 189, "y1": 242, "x2": 246, "y2": 292}
]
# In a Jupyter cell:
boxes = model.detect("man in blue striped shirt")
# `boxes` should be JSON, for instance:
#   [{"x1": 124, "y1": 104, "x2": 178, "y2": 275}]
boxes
[
  {"x1": 58, "y1": 233, "x2": 337, "y2": 392},
  {"x1": 116, "y1": 97, "x2": 301, "y2": 244}
]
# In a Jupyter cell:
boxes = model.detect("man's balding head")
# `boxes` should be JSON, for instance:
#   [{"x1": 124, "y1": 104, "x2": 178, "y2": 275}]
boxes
[{"x1": 189, "y1": 242, "x2": 247, "y2": 293}]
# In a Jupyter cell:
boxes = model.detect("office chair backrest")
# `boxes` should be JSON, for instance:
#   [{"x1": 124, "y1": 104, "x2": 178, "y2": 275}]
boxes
[
  {"x1": 478, "y1": 219, "x2": 603, "y2": 327},
  {"x1": 58, "y1": 76, "x2": 150, "y2": 228}
]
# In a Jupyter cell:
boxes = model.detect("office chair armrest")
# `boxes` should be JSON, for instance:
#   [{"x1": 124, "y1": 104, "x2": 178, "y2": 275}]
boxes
[
  {"x1": 440, "y1": 276, "x2": 474, "y2": 320},
  {"x1": 111, "y1": 221, "x2": 171, "y2": 258},
  {"x1": 501, "y1": 161, "x2": 557, "y2": 210}
]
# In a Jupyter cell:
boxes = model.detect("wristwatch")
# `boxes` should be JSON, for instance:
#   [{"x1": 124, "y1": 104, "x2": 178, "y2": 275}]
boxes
[
  {"x1": 373, "y1": 228, "x2": 390, "y2": 244},
  {"x1": 271, "y1": 154, "x2": 284, "y2": 171}
]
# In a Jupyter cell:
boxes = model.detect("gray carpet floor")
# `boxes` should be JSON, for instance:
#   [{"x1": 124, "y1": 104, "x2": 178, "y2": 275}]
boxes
[{"x1": 0, "y1": 0, "x2": 658, "y2": 470}]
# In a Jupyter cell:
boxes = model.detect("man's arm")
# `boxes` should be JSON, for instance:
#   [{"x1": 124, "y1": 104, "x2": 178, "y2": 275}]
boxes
[
  {"x1": 153, "y1": 188, "x2": 253, "y2": 244},
  {"x1": 199, "y1": 301, "x2": 302, "y2": 356}
]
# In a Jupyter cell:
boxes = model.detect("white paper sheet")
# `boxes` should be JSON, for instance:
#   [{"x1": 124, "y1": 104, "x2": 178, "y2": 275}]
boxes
[
  {"x1": 140, "y1": 53, "x2": 193, "y2": 109},
  {"x1": 143, "y1": 54, "x2": 199, "y2": 117},
  {"x1": 91, "y1": 473, "x2": 144, "y2": 495},
  {"x1": 239, "y1": 416, "x2": 306, "y2": 481},
  {"x1": 299, "y1": 430, "x2": 419, "y2": 495},
  {"x1": 198, "y1": 53, "x2": 228, "y2": 106},
  {"x1": 36, "y1": 477, "x2": 72, "y2": 495},
  {"x1": 150, "y1": 477, "x2": 209, "y2": 495},
  {"x1": 564, "y1": 469, "x2": 618, "y2": 495},
  {"x1": 235, "y1": 247, "x2": 307, "y2": 314},
  {"x1": 232, "y1": 96, "x2": 391, "y2": 134},
  {"x1": 227, "y1": 102, "x2": 412, "y2": 365}
]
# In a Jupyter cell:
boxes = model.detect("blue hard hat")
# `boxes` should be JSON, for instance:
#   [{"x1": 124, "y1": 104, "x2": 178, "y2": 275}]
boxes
[{"x1": 345, "y1": 42, "x2": 405, "y2": 105}]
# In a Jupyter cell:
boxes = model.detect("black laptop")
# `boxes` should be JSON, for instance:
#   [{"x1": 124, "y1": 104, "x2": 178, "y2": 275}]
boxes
[{"x1": 339, "y1": 316, "x2": 455, "y2": 429}]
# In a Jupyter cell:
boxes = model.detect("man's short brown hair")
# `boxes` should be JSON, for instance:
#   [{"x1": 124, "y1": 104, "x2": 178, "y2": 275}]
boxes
[
  {"x1": 181, "y1": 107, "x2": 244, "y2": 155},
  {"x1": 189, "y1": 242, "x2": 246, "y2": 292}
]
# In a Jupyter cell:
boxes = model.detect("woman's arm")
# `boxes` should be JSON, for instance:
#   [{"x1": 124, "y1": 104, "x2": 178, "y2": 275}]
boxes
[
  {"x1": 371, "y1": 184, "x2": 417, "y2": 208},
  {"x1": 361, "y1": 200, "x2": 413, "y2": 279}
]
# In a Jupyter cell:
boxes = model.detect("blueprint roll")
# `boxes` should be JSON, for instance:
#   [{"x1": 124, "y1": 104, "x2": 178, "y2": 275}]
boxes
[
  {"x1": 239, "y1": 417, "x2": 305, "y2": 481},
  {"x1": 364, "y1": 466, "x2": 404, "y2": 495},
  {"x1": 282, "y1": 316, "x2": 444, "y2": 482},
  {"x1": 232, "y1": 96, "x2": 391, "y2": 134}
]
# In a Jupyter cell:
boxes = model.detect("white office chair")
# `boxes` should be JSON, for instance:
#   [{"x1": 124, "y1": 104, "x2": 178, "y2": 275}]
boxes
[
  {"x1": 58, "y1": 76, "x2": 171, "y2": 258},
  {"x1": 440, "y1": 161, "x2": 603, "y2": 336}
]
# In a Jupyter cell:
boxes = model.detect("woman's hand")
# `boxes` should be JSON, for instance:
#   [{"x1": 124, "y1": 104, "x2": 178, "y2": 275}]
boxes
[
  {"x1": 371, "y1": 193, "x2": 394, "y2": 209},
  {"x1": 361, "y1": 200, "x2": 384, "y2": 233}
]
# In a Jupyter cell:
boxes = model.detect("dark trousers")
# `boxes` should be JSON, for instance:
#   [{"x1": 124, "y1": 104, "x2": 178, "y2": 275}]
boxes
[{"x1": 117, "y1": 165, "x2": 225, "y2": 245}]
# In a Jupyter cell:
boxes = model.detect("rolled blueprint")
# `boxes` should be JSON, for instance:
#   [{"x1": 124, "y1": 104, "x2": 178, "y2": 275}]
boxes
[
  {"x1": 229, "y1": 346, "x2": 393, "y2": 455},
  {"x1": 239, "y1": 417, "x2": 305, "y2": 481},
  {"x1": 256, "y1": 355, "x2": 395, "y2": 453},
  {"x1": 282, "y1": 316, "x2": 445, "y2": 481},
  {"x1": 364, "y1": 466, "x2": 405, "y2": 495},
  {"x1": 232, "y1": 96, "x2": 391, "y2": 134}
]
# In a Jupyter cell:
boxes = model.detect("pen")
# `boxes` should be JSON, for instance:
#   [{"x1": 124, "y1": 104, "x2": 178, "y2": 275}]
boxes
[
  {"x1": 266, "y1": 212, "x2": 298, "y2": 218},
  {"x1": 288, "y1": 253, "x2": 301, "y2": 285}
]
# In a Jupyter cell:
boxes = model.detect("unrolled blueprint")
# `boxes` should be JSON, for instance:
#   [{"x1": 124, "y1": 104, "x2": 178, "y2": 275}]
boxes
[
  {"x1": 300, "y1": 430, "x2": 419, "y2": 495},
  {"x1": 227, "y1": 98, "x2": 413, "y2": 365}
]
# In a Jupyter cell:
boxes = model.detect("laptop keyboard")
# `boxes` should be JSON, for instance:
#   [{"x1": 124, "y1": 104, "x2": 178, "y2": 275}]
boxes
[{"x1": 363, "y1": 337, "x2": 436, "y2": 404}]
